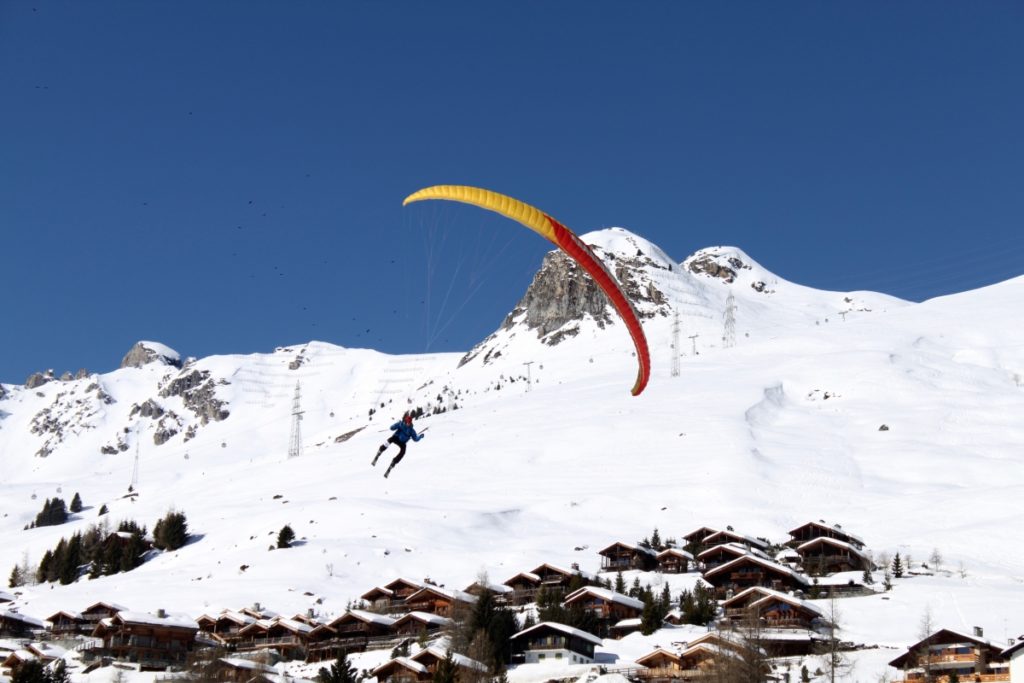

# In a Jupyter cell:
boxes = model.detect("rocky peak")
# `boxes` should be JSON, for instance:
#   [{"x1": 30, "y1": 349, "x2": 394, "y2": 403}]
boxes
[
  {"x1": 120, "y1": 341, "x2": 183, "y2": 369},
  {"x1": 684, "y1": 246, "x2": 776, "y2": 295}
]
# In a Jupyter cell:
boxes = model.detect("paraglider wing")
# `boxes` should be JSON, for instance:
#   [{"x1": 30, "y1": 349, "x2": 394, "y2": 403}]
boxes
[{"x1": 403, "y1": 185, "x2": 651, "y2": 396}]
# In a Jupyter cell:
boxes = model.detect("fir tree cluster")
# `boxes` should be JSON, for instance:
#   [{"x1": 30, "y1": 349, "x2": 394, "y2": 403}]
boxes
[
  {"x1": 11, "y1": 659, "x2": 69, "y2": 683},
  {"x1": 25, "y1": 494, "x2": 81, "y2": 529},
  {"x1": 447, "y1": 587, "x2": 519, "y2": 677}
]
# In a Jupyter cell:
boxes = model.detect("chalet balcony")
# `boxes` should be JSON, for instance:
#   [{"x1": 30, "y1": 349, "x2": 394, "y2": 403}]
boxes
[
  {"x1": 899, "y1": 674, "x2": 1009, "y2": 683},
  {"x1": 730, "y1": 571, "x2": 764, "y2": 582},
  {"x1": 601, "y1": 558, "x2": 634, "y2": 571}
]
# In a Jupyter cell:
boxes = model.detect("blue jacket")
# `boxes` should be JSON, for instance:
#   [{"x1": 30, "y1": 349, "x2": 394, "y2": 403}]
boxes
[{"x1": 390, "y1": 421, "x2": 423, "y2": 444}]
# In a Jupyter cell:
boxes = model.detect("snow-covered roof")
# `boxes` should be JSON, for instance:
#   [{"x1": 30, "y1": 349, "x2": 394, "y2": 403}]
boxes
[
  {"x1": 46, "y1": 610, "x2": 84, "y2": 621},
  {"x1": 269, "y1": 617, "x2": 314, "y2": 634},
  {"x1": 563, "y1": 586, "x2": 644, "y2": 610},
  {"x1": 26, "y1": 642, "x2": 66, "y2": 659},
  {"x1": 611, "y1": 617, "x2": 642, "y2": 629},
  {"x1": 796, "y1": 536, "x2": 871, "y2": 560},
  {"x1": 722, "y1": 586, "x2": 823, "y2": 617},
  {"x1": 373, "y1": 657, "x2": 428, "y2": 676},
  {"x1": 218, "y1": 658, "x2": 275, "y2": 672},
  {"x1": 414, "y1": 647, "x2": 488, "y2": 672},
  {"x1": 83, "y1": 601, "x2": 128, "y2": 614},
  {"x1": 512, "y1": 621, "x2": 604, "y2": 646},
  {"x1": 704, "y1": 555, "x2": 810, "y2": 585},
  {"x1": 657, "y1": 547, "x2": 695, "y2": 560},
  {"x1": 531, "y1": 563, "x2": 599, "y2": 582},
  {"x1": 788, "y1": 521, "x2": 865, "y2": 547},
  {"x1": 599, "y1": 541, "x2": 657, "y2": 557},
  {"x1": 635, "y1": 647, "x2": 683, "y2": 666},
  {"x1": 0, "y1": 592, "x2": 13, "y2": 603},
  {"x1": 394, "y1": 611, "x2": 451, "y2": 626},
  {"x1": 698, "y1": 542, "x2": 770, "y2": 561},
  {"x1": 464, "y1": 581, "x2": 514, "y2": 594},
  {"x1": 704, "y1": 530, "x2": 769, "y2": 550},
  {"x1": 0, "y1": 610, "x2": 46, "y2": 628},
  {"x1": 503, "y1": 571, "x2": 541, "y2": 585},
  {"x1": 338, "y1": 609, "x2": 397, "y2": 627},
  {"x1": 115, "y1": 610, "x2": 198, "y2": 630},
  {"x1": 407, "y1": 585, "x2": 478, "y2": 604}
]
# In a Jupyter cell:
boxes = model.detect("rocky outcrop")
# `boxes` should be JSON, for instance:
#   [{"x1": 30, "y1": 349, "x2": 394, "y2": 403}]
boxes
[
  {"x1": 159, "y1": 370, "x2": 229, "y2": 425},
  {"x1": 130, "y1": 399, "x2": 165, "y2": 420},
  {"x1": 26, "y1": 370, "x2": 55, "y2": 389},
  {"x1": 120, "y1": 341, "x2": 182, "y2": 369}
]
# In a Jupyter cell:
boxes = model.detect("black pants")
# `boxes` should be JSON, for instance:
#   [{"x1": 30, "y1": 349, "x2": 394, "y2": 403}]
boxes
[{"x1": 385, "y1": 435, "x2": 407, "y2": 464}]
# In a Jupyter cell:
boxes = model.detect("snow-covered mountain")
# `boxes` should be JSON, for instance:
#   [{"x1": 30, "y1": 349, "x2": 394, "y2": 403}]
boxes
[{"x1": 2, "y1": 229, "x2": 1023, "y2": 681}]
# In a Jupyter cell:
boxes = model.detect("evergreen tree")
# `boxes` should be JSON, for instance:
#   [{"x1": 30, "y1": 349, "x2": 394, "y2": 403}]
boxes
[
  {"x1": 58, "y1": 533, "x2": 82, "y2": 584},
  {"x1": 862, "y1": 569, "x2": 874, "y2": 585},
  {"x1": 650, "y1": 528, "x2": 662, "y2": 550},
  {"x1": 98, "y1": 504, "x2": 108, "y2": 516},
  {"x1": 892, "y1": 553, "x2": 905, "y2": 578},
  {"x1": 70, "y1": 493, "x2": 83, "y2": 513},
  {"x1": 119, "y1": 532, "x2": 146, "y2": 572},
  {"x1": 629, "y1": 577, "x2": 642, "y2": 598},
  {"x1": 9, "y1": 564, "x2": 22, "y2": 588},
  {"x1": 277, "y1": 525, "x2": 296, "y2": 549},
  {"x1": 318, "y1": 654, "x2": 360, "y2": 683},
  {"x1": 431, "y1": 652, "x2": 459, "y2": 683},
  {"x1": 800, "y1": 665, "x2": 810, "y2": 683},
  {"x1": 389, "y1": 640, "x2": 411, "y2": 659},
  {"x1": 36, "y1": 550, "x2": 53, "y2": 583},
  {"x1": 154, "y1": 510, "x2": 189, "y2": 551},
  {"x1": 48, "y1": 660, "x2": 70, "y2": 683},
  {"x1": 614, "y1": 571, "x2": 626, "y2": 594},
  {"x1": 12, "y1": 660, "x2": 48, "y2": 683}
]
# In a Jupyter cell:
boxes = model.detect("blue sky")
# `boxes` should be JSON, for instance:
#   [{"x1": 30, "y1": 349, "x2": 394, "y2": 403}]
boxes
[{"x1": 2, "y1": 2, "x2": 1022, "y2": 383}]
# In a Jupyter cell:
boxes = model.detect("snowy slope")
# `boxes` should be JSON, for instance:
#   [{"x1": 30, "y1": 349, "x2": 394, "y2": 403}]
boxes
[{"x1": 1, "y1": 231, "x2": 1023, "y2": 682}]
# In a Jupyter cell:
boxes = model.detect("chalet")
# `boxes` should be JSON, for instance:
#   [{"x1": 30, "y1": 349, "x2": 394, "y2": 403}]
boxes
[
  {"x1": 462, "y1": 580, "x2": 514, "y2": 603},
  {"x1": 88, "y1": 610, "x2": 198, "y2": 671},
  {"x1": 796, "y1": 537, "x2": 873, "y2": 574},
  {"x1": 510, "y1": 622, "x2": 603, "y2": 665},
  {"x1": 635, "y1": 647, "x2": 687, "y2": 683},
  {"x1": 598, "y1": 542, "x2": 658, "y2": 572},
  {"x1": 391, "y1": 611, "x2": 451, "y2": 638},
  {"x1": 608, "y1": 618, "x2": 643, "y2": 639},
  {"x1": 46, "y1": 610, "x2": 90, "y2": 636},
  {"x1": 239, "y1": 603, "x2": 278, "y2": 620},
  {"x1": 2, "y1": 649, "x2": 35, "y2": 675},
  {"x1": 675, "y1": 632, "x2": 745, "y2": 677},
  {"x1": 702, "y1": 530, "x2": 771, "y2": 554},
  {"x1": 889, "y1": 628, "x2": 1010, "y2": 683},
  {"x1": 683, "y1": 527, "x2": 719, "y2": 553},
  {"x1": 0, "y1": 610, "x2": 46, "y2": 638},
  {"x1": 503, "y1": 571, "x2": 541, "y2": 605},
  {"x1": 204, "y1": 657, "x2": 276, "y2": 683},
  {"x1": 236, "y1": 617, "x2": 314, "y2": 660},
  {"x1": 371, "y1": 648, "x2": 487, "y2": 683},
  {"x1": 657, "y1": 548, "x2": 694, "y2": 574},
  {"x1": 196, "y1": 610, "x2": 257, "y2": 646},
  {"x1": 371, "y1": 657, "x2": 429, "y2": 683},
  {"x1": 306, "y1": 609, "x2": 398, "y2": 662},
  {"x1": 702, "y1": 555, "x2": 810, "y2": 598},
  {"x1": 698, "y1": 543, "x2": 769, "y2": 571},
  {"x1": 563, "y1": 586, "x2": 643, "y2": 637},
  {"x1": 720, "y1": 587, "x2": 825, "y2": 630},
  {"x1": 787, "y1": 521, "x2": 865, "y2": 550},
  {"x1": 81, "y1": 601, "x2": 128, "y2": 626},
  {"x1": 403, "y1": 586, "x2": 477, "y2": 617},
  {"x1": 361, "y1": 579, "x2": 423, "y2": 613}
]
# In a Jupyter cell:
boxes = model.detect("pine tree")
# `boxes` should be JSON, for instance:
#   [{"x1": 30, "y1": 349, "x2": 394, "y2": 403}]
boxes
[
  {"x1": 277, "y1": 525, "x2": 296, "y2": 548},
  {"x1": 98, "y1": 504, "x2": 108, "y2": 516},
  {"x1": 70, "y1": 493, "x2": 83, "y2": 513},
  {"x1": 36, "y1": 550, "x2": 53, "y2": 583},
  {"x1": 11, "y1": 660, "x2": 48, "y2": 683},
  {"x1": 614, "y1": 571, "x2": 626, "y2": 594},
  {"x1": 651, "y1": 527, "x2": 662, "y2": 550},
  {"x1": 154, "y1": 511, "x2": 189, "y2": 551},
  {"x1": 431, "y1": 652, "x2": 459, "y2": 683},
  {"x1": 9, "y1": 564, "x2": 22, "y2": 588},
  {"x1": 49, "y1": 660, "x2": 70, "y2": 683},
  {"x1": 892, "y1": 552, "x2": 905, "y2": 578},
  {"x1": 318, "y1": 654, "x2": 360, "y2": 683}
]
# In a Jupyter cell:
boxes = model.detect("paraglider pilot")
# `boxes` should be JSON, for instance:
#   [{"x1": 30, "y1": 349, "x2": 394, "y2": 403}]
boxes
[{"x1": 373, "y1": 412, "x2": 424, "y2": 478}]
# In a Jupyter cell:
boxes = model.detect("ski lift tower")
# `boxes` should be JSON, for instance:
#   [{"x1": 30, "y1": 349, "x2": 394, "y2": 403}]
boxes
[{"x1": 288, "y1": 381, "x2": 304, "y2": 459}]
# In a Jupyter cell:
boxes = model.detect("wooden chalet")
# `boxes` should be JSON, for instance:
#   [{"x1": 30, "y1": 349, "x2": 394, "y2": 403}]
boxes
[
  {"x1": 204, "y1": 657, "x2": 277, "y2": 683},
  {"x1": 683, "y1": 527, "x2": 719, "y2": 554},
  {"x1": 563, "y1": 586, "x2": 643, "y2": 637},
  {"x1": 88, "y1": 610, "x2": 198, "y2": 671},
  {"x1": 702, "y1": 530, "x2": 770, "y2": 554},
  {"x1": 598, "y1": 542, "x2": 658, "y2": 572},
  {"x1": 1004, "y1": 640, "x2": 1024, "y2": 683},
  {"x1": 361, "y1": 579, "x2": 423, "y2": 613},
  {"x1": 81, "y1": 601, "x2": 128, "y2": 627},
  {"x1": 510, "y1": 621, "x2": 603, "y2": 665},
  {"x1": 0, "y1": 610, "x2": 46, "y2": 638},
  {"x1": 702, "y1": 555, "x2": 810, "y2": 598},
  {"x1": 306, "y1": 610, "x2": 398, "y2": 662},
  {"x1": 889, "y1": 628, "x2": 1010, "y2": 683},
  {"x1": 403, "y1": 586, "x2": 476, "y2": 617},
  {"x1": 796, "y1": 537, "x2": 873, "y2": 574},
  {"x1": 502, "y1": 572, "x2": 541, "y2": 606},
  {"x1": 462, "y1": 580, "x2": 514, "y2": 604},
  {"x1": 46, "y1": 610, "x2": 90, "y2": 636},
  {"x1": 635, "y1": 647, "x2": 688, "y2": 682},
  {"x1": 720, "y1": 587, "x2": 825, "y2": 630},
  {"x1": 2, "y1": 649, "x2": 35, "y2": 676},
  {"x1": 391, "y1": 611, "x2": 451, "y2": 638},
  {"x1": 697, "y1": 543, "x2": 767, "y2": 571},
  {"x1": 371, "y1": 648, "x2": 487, "y2": 683},
  {"x1": 235, "y1": 617, "x2": 315, "y2": 661},
  {"x1": 787, "y1": 521, "x2": 865, "y2": 550},
  {"x1": 657, "y1": 548, "x2": 694, "y2": 574},
  {"x1": 196, "y1": 610, "x2": 257, "y2": 646}
]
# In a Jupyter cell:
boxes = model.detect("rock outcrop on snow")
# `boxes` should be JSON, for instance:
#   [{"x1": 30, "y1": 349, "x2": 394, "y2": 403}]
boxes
[{"x1": 120, "y1": 341, "x2": 183, "y2": 369}]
